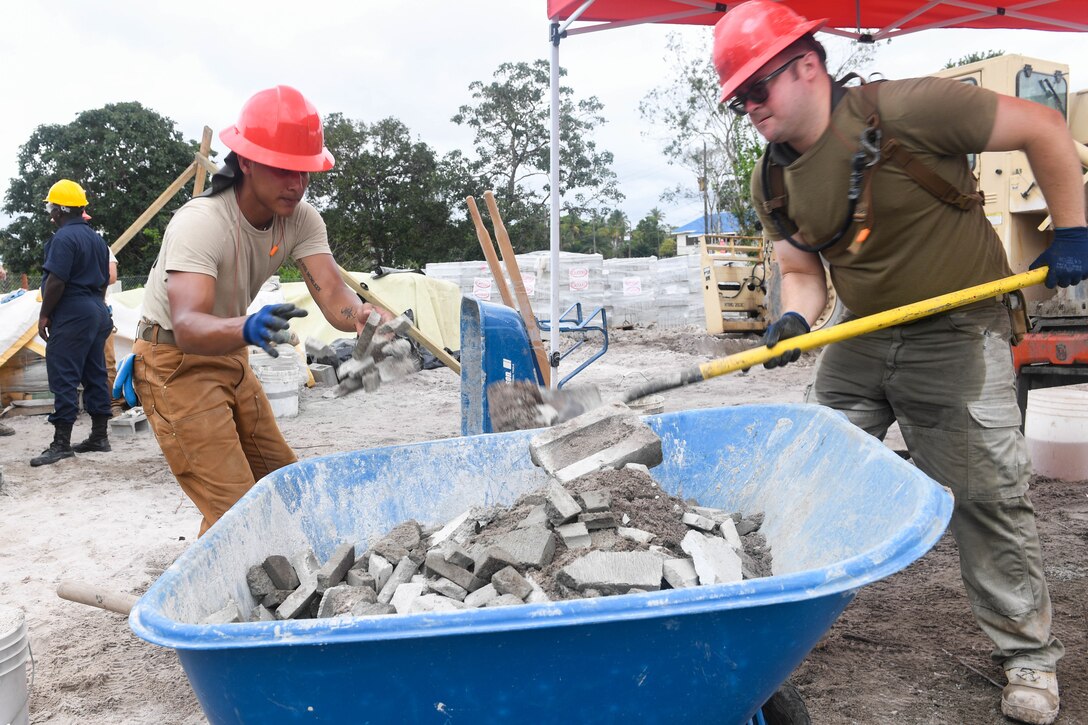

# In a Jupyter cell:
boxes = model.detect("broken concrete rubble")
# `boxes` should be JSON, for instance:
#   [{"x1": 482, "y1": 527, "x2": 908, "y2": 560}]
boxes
[{"x1": 222, "y1": 461, "x2": 772, "y2": 625}]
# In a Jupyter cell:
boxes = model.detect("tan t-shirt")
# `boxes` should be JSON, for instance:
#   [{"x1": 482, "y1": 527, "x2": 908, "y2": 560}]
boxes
[
  {"x1": 753, "y1": 76, "x2": 1011, "y2": 316},
  {"x1": 141, "y1": 191, "x2": 330, "y2": 327}
]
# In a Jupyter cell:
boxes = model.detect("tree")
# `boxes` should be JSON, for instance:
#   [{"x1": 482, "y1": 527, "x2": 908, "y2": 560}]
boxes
[
  {"x1": 630, "y1": 208, "x2": 669, "y2": 258},
  {"x1": 944, "y1": 50, "x2": 1004, "y2": 69},
  {"x1": 0, "y1": 102, "x2": 199, "y2": 275},
  {"x1": 641, "y1": 32, "x2": 881, "y2": 236},
  {"x1": 308, "y1": 114, "x2": 478, "y2": 269},
  {"x1": 452, "y1": 60, "x2": 624, "y2": 251}
]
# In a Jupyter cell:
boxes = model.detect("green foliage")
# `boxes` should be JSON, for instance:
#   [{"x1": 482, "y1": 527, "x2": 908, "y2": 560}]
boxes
[
  {"x1": 452, "y1": 60, "x2": 623, "y2": 251},
  {"x1": 658, "y1": 237, "x2": 677, "y2": 258},
  {"x1": 943, "y1": 50, "x2": 1004, "y2": 69},
  {"x1": 0, "y1": 102, "x2": 199, "y2": 275},
  {"x1": 630, "y1": 208, "x2": 669, "y2": 258},
  {"x1": 641, "y1": 32, "x2": 883, "y2": 236},
  {"x1": 308, "y1": 114, "x2": 478, "y2": 269}
]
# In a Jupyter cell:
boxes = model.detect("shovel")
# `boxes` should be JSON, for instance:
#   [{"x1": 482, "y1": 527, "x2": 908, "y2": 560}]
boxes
[{"x1": 489, "y1": 268, "x2": 1047, "y2": 435}]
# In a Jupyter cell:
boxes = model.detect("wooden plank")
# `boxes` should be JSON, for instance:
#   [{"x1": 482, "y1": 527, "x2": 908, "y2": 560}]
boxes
[
  {"x1": 466, "y1": 196, "x2": 515, "y2": 309},
  {"x1": 483, "y1": 191, "x2": 550, "y2": 387},
  {"x1": 192, "y1": 127, "x2": 213, "y2": 197},
  {"x1": 336, "y1": 266, "x2": 461, "y2": 375},
  {"x1": 111, "y1": 162, "x2": 197, "y2": 255}
]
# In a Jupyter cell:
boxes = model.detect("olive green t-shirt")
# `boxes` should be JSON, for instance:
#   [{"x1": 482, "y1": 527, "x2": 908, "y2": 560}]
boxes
[
  {"x1": 141, "y1": 191, "x2": 330, "y2": 328},
  {"x1": 752, "y1": 76, "x2": 1011, "y2": 316}
]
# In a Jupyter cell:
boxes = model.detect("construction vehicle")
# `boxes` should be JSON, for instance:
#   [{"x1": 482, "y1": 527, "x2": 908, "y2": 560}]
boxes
[
  {"x1": 698, "y1": 233, "x2": 769, "y2": 334},
  {"x1": 932, "y1": 54, "x2": 1088, "y2": 417}
]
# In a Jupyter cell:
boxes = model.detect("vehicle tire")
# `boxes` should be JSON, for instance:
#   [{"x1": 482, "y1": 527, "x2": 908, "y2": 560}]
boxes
[
  {"x1": 760, "y1": 680, "x2": 811, "y2": 725},
  {"x1": 766, "y1": 255, "x2": 844, "y2": 333}
]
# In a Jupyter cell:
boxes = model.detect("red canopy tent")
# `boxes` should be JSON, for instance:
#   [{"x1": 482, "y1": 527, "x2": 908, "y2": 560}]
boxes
[{"x1": 538, "y1": 1, "x2": 1086, "y2": 381}]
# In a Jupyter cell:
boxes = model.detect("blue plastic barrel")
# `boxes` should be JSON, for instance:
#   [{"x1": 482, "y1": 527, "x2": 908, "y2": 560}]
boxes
[{"x1": 130, "y1": 404, "x2": 952, "y2": 724}]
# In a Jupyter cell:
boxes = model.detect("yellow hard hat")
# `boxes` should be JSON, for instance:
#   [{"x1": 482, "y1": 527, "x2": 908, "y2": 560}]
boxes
[{"x1": 43, "y1": 179, "x2": 89, "y2": 207}]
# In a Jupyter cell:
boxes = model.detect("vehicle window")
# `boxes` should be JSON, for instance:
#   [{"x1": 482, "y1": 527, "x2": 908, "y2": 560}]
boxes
[{"x1": 1017, "y1": 65, "x2": 1068, "y2": 118}]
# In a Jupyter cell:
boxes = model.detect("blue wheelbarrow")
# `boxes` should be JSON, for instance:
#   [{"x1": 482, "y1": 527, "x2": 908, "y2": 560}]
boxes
[{"x1": 130, "y1": 404, "x2": 952, "y2": 724}]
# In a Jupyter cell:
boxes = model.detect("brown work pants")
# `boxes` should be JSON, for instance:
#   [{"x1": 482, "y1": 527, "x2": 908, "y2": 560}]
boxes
[{"x1": 132, "y1": 339, "x2": 296, "y2": 536}]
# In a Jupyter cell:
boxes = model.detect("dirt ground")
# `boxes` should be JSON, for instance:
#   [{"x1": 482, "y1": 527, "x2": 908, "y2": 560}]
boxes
[{"x1": 1, "y1": 325, "x2": 1085, "y2": 724}]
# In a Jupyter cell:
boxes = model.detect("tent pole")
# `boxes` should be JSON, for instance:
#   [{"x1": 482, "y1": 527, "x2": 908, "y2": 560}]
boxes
[{"x1": 548, "y1": 21, "x2": 562, "y2": 389}]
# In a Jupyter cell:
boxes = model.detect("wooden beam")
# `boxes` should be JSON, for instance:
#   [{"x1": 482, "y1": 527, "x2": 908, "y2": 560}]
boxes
[
  {"x1": 192, "y1": 126, "x2": 213, "y2": 197},
  {"x1": 483, "y1": 191, "x2": 550, "y2": 387},
  {"x1": 110, "y1": 162, "x2": 197, "y2": 255},
  {"x1": 336, "y1": 266, "x2": 461, "y2": 375},
  {"x1": 466, "y1": 196, "x2": 515, "y2": 309}
]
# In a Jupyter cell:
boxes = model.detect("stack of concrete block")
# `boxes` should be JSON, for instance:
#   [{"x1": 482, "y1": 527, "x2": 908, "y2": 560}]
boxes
[
  {"x1": 654, "y1": 254, "x2": 704, "y2": 328},
  {"x1": 602, "y1": 257, "x2": 657, "y2": 328},
  {"x1": 205, "y1": 464, "x2": 772, "y2": 624}
]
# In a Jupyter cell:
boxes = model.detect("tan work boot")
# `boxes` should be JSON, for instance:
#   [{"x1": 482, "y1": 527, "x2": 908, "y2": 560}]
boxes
[{"x1": 1002, "y1": 667, "x2": 1059, "y2": 725}]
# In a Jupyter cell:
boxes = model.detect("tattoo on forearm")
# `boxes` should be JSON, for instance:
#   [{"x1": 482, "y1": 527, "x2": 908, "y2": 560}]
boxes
[
  {"x1": 299, "y1": 260, "x2": 321, "y2": 292},
  {"x1": 340, "y1": 307, "x2": 357, "y2": 320}
]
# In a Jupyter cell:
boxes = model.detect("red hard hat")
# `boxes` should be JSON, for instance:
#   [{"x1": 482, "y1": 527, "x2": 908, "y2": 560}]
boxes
[
  {"x1": 219, "y1": 85, "x2": 335, "y2": 172},
  {"x1": 713, "y1": 0, "x2": 826, "y2": 103}
]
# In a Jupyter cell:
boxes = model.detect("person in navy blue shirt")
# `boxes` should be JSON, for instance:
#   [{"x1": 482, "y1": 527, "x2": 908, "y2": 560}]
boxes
[{"x1": 33, "y1": 179, "x2": 113, "y2": 466}]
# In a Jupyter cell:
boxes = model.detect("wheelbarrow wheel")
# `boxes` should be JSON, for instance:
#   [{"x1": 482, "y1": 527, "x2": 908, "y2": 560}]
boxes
[{"x1": 760, "y1": 681, "x2": 810, "y2": 725}]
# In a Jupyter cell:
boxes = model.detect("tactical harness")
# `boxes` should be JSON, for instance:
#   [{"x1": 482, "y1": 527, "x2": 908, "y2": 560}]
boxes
[{"x1": 761, "y1": 79, "x2": 985, "y2": 255}]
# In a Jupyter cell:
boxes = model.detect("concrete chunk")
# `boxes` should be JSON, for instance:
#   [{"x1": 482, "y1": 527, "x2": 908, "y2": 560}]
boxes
[
  {"x1": 516, "y1": 504, "x2": 549, "y2": 529},
  {"x1": 735, "y1": 513, "x2": 764, "y2": 537},
  {"x1": 410, "y1": 594, "x2": 469, "y2": 613},
  {"x1": 261, "y1": 589, "x2": 293, "y2": 608},
  {"x1": 690, "y1": 506, "x2": 733, "y2": 524},
  {"x1": 491, "y1": 566, "x2": 533, "y2": 600},
  {"x1": 490, "y1": 527, "x2": 556, "y2": 569},
  {"x1": 662, "y1": 558, "x2": 699, "y2": 589},
  {"x1": 246, "y1": 564, "x2": 277, "y2": 599},
  {"x1": 472, "y1": 547, "x2": 521, "y2": 582},
  {"x1": 427, "y1": 509, "x2": 473, "y2": 547},
  {"x1": 345, "y1": 568, "x2": 376, "y2": 590},
  {"x1": 289, "y1": 549, "x2": 320, "y2": 588},
  {"x1": 202, "y1": 600, "x2": 242, "y2": 624},
  {"x1": 428, "y1": 577, "x2": 468, "y2": 601},
  {"x1": 438, "y1": 541, "x2": 475, "y2": 570},
  {"x1": 372, "y1": 520, "x2": 422, "y2": 562},
  {"x1": 253, "y1": 605, "x2": 277, "y2": 622},
  {"x1": 369, "y1": 554, "x2": 394, "y2": 591},
  {"x1": 682, "y1": 512, "x2": 718, "y2": 532},
  {"x1": 463, "y1": 583, "x2": 499, "y2": 608},
  {"x1": 390, "y1": 582, "x2": 427, "y2": 614},
  {"x1": 276, "y1": 583, "x2": 318, "y2": 620},
  {"x1": 377, "y1": 556, "x2": 420, "y2": 604},
  {"x1": 617, "y1": 527, "x2": 655, "y2": 545},
  {"x1": 544, "y1": 481, "x2": 582, "y2": 525},
  {"x1": 524, "y1": 575, "x2": 551, "y2": 603},
  {"x1": 578, "y1": 511, "x2": 617, "y2": 531},
  {"x1": 530, "y1": 403, "x2": 663, "y2": 483},
  {"x1": 579, "y1": 490, "x2": 611, "y2": 513},
  {"x1": 316, "y1": 542, "x2": 356, "y2": 593},
  {"x1": 556, "y1": 522, "x2": 592, "y2": 549},
  {"x1": 718, "y1": 519, "x2": 742, "y2": 550},
  {"x1": 557, "y1": 551, "x2": 664, "y2": 594},
  {"x1": 680, "y1": 531, "x2": 742, "y2": 585},
  {"x1": 425, "y1": 550, "x2": 486, "y2": 592},
  {"x1": 262, "y1": 555, "x2": 300, "y2": 591},
  {"x1": 351, "y1": 602, "x2": 397, "y2": 617},
  {"x1": 486, "y1": 594, "x2": 524, "y2": 608},
  {"x1": 317, "y1": 585, "x2": 378, "y2": 618}
]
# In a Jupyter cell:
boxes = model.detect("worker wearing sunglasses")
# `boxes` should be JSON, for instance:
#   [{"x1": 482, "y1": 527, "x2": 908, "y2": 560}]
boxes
[{"x1": 727, "y1": 54, "x2": 807, "y2": 116}]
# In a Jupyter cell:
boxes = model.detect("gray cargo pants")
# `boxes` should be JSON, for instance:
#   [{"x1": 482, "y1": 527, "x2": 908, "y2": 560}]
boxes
[{"x1": 806, "y1": 301, "x2": 1063, "y2": 671}]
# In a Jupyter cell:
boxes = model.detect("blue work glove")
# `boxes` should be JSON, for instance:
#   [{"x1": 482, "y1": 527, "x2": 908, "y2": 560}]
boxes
[
  {"x1": 113, "y1": 353, "x2": 139, "y2": 407},
  {"x1": 243, "y1": 303, "x2": 308, "y2": 357},
  {"x1": 1030, "y1": 226, "x2": 1088, "y2": 289},
  {"x1": 761, "y1": 312, "x2": 810, "y2": 369}
]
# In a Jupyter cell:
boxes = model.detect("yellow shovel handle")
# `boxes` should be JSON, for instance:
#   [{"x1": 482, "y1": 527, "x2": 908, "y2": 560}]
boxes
[{"x1": 697, "y1": 268, "x2": 1047, "y2": 381}]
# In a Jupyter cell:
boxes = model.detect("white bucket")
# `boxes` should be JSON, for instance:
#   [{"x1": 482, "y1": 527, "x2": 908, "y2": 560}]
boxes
[
  {"x1": 257, "y1": 368, "x2": 300, "y2": 418},
  {"x1": 1025, "y1": 384, "x2": 1088, "y2": 481},
  {"x1": 0, "y1": 604, "x2": 30, "y2": 725}
]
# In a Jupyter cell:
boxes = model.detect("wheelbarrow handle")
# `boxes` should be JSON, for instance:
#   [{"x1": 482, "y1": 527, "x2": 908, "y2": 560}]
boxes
[{"x1": 621, "y1": 268, "x2": 1048, "y2": 403}]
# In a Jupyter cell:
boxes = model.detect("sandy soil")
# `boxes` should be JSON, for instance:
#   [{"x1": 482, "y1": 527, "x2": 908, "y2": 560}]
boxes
[{"x1": 1, "y1": 325, "x2": 1084, "y2": 724}]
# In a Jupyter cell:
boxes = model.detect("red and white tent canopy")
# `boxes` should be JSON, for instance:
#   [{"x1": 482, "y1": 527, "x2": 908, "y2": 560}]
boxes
[{"x1": 539, "y1": 2, "x2": 1085, "y2": 380}]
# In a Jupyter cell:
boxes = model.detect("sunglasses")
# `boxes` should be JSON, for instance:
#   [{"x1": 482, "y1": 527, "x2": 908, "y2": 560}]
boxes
[{"x1": 728, "y1": 54, "x2": 807, "y2": 116}]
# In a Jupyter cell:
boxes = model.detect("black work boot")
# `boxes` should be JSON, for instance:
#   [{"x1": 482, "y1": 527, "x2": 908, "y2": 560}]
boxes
[
  {"x1": 73, "y1": 415, "x2": 112, "y2": 453},
  {"x1": 31, "y1": 422, "x2": 75, "y2": 467}
]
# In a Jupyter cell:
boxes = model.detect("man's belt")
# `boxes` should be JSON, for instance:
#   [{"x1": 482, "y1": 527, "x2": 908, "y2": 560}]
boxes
[{"x1": 136, "y1": 320, "x2": 177, "y2": 346}]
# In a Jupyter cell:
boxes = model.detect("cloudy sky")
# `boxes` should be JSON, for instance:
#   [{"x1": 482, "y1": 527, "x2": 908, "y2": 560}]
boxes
[{"x1": 1, "y1": 1, "x2": 1084, "y2": 235}]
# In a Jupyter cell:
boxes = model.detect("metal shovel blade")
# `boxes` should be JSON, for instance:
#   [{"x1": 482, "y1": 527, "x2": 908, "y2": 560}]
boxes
[{"x1": 486, "y1": 381, "x2": 604, "y2": 433}]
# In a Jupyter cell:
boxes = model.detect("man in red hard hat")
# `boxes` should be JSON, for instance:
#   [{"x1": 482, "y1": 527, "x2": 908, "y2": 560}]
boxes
[
  {"x1": 115, "y1": 85, "x2": 391, "y2": 536},
  {"x1": 713, "y1": 1, "x2": 1087, "y2": 723}
]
